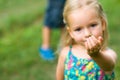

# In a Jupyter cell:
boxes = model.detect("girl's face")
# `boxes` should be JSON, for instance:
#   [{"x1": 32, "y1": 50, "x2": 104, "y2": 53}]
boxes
[{"x1": 67, "y1": 7, "x2": 105, "y2": 46}]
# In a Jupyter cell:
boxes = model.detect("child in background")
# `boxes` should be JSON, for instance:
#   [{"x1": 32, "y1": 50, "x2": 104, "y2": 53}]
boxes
[
  {"x1": 56, "y1": 0, "x2": 117, "y2": 79},
  {"x1": 39, "y1": 0, "x2": 66, "y2": 61}
]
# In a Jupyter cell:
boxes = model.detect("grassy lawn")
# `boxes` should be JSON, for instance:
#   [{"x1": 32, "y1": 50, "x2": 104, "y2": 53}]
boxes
[{"x1": 0, "y1": 0, "x2": 120, "y2": 80}]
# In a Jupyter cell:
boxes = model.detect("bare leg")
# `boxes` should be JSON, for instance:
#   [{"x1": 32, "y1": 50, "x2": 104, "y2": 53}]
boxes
[
  {"x1": 40, "y1": 26, "x2": 64, "y2": 60},
  {"x1": 41, "y1": 26, "x2": 51, "y2": 49},
  {"x1": 40, "y1": 26, "x2": 55, "y2": 60}
]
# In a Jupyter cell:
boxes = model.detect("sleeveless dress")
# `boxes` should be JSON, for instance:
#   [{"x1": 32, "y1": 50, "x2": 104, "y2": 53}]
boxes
[{"x1": 64, "y1": 46, "x2": 115, "y2": 80}]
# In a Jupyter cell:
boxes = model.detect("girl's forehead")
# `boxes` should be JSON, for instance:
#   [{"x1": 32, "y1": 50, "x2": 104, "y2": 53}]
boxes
[
  {"x1": 68, "y1": 6, "x2": 99, "y2": 18},
  {"x1": 67, "y1": 7, "x2": 100, "y2": 27}
]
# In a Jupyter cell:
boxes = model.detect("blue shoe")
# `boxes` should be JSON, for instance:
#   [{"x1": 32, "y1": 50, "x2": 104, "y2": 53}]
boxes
[{"x1": 39, "y1": 48, "x2": 55, "y2": 61}]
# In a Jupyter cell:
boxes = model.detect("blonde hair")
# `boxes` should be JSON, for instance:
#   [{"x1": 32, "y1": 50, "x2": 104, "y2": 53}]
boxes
[{"x1": 59, "y1": 0, "x2": 108, "y2": 51}]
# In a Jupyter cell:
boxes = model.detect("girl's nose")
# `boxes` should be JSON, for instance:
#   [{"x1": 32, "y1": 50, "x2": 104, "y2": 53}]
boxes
[{"x1": 84, "y1": 28, "x2": 92, "y2": 38}]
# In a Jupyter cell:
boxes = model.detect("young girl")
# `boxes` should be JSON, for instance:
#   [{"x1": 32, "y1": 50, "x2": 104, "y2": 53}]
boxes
[{"x1": 56, "y1": 0, "x2": 117, "y2": 80}]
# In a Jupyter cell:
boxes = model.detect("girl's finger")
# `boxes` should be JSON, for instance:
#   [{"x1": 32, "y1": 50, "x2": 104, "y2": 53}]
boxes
[
  {"x1": 89, "y1": 36, "x2": 96, "y2": 47},
  {"x1": 86, "y1": 38, "x2": 92, "y2": 49},
  {"x1": 92, "y1": 35, "x2": 102, "y2": 47},
  {"x1": 91, "y1": 35, "x2": 98, "y2": 44},
  {"x1": 98, "y1": 36, "x2": 103, "y2": 44}
]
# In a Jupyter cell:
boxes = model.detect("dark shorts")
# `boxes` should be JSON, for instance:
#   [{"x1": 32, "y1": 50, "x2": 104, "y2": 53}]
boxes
[{"x1": 44, "y1": 0, "x2": 65, "y2": 29}]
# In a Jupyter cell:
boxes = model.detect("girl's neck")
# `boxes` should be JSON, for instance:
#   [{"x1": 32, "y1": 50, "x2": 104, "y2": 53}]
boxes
[
  {"x1": 73, "y1": 44, "x2": 86, "y2": 50},
  {"x1": 71, "y1": 44, "x2": 91, "y2": 59}
]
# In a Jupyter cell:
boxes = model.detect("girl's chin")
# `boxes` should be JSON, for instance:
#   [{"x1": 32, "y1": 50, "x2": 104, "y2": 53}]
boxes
[{"x1": 77, "y1": 42, "x2": 85, "y2": 47}]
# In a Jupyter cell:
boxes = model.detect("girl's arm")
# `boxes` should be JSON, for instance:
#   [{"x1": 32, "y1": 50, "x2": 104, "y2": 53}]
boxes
[
  {"x1": 91, "y1": 48, "x2": 117, "y2": 73},
  {"x1": 56, "y1": 47, "x2": 69, "y2": 80},
  {"x1": 56, "y1": 54, "x2": 64, "y2": 80},
  {"x1": 85, "y1": 36, "x2": 117, "y2": 73}
]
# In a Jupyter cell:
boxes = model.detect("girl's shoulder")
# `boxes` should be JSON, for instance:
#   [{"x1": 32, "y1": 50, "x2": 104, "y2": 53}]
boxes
[
  {"x1": 59, "y1": 46, "x2": 70, "y2": 61},
  {"x1": 60, "y1": 46, "x2": 70, "y2": 57}
]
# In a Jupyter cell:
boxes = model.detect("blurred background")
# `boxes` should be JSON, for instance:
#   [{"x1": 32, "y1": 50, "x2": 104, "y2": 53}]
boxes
[{"x1": 0, "y1": 0, "x2": 120, "y2": 80}]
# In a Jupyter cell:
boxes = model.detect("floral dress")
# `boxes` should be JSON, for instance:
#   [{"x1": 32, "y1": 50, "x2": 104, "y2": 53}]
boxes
[{"x1": 64, "y1": 47, "x2": 115, "y2": 80}]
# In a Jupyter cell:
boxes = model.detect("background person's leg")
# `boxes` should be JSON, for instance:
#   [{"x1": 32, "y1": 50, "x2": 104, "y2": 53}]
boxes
[
  {"x1": 39, "y1": 0, "x2": 65, "y2": 61},
  {"x1": 39, "y1": 26, "x2": 55, "y2": 61},
  {"x1": 42, "y1": 26, "x2": 51, "y2": 49}
]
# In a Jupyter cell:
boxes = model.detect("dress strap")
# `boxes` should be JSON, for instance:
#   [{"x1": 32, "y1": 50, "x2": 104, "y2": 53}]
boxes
[{"x1": 68, "y1": 45, "x2": 72, "y2": 57}]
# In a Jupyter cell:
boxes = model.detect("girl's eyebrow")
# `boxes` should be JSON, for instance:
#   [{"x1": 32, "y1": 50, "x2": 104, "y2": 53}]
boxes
[
  {"x1": 89, "y1": 19, "x2": 98, "y2": 23},
  {"x1": 73, "y1": 21, "x2": 97, "y2": 28},
  {"x1": 73, "y1": 25, "x2": 83, "y2": 29},
  {"x1": 72, "y1": 19, "x2": 100, "y2": 29},
  {"x1": 87, "y1": 20, "x2": 99, "y2": 25}
]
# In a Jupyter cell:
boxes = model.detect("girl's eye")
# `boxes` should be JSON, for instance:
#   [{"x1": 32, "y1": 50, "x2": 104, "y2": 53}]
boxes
[
  {"x1": 90, "y1": 24, "x2": 97, "y2": 27},
  {"x1": 75, "y1": 28, "x2": 81, "y2": 31}
]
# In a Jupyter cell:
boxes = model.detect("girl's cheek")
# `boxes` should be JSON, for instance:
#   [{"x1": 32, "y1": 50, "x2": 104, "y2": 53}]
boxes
[
  {"x1": 77, "y1": 36, "x2": 83, "y2": 41},
  {"x1": 74, "y1": 32, "x2": 82, "y2": 36},
  {"x1": 93, "y1": 30, "x2": 102, "y2": 38}
]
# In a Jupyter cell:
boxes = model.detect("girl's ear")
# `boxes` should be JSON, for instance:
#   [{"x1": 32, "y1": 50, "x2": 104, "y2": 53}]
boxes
[
  {"x1": 66, "y1": 26, "x2": 70, "y2": 31},
  {"x1": 66, "y1": 26, "x2": 74, "y2": 38},
  {"x1": 102, "y1": 18, "x2": 107, "y2": 31}
]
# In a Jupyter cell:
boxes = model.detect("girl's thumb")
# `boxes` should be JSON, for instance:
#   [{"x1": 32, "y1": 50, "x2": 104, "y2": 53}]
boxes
[{"x1": 98, "y1": 36, "x2": 103, "y2": 43}]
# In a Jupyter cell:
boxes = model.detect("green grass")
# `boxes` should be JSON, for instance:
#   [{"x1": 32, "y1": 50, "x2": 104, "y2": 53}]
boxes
[{"x1": 0, "y1": 0, "x2": 120, "y2": 80}]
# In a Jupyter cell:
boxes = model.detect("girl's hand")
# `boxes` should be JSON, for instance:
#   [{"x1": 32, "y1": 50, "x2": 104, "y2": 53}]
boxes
[{"x1": 85, "y1": 35, "x2": 103, "y2": 56}]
